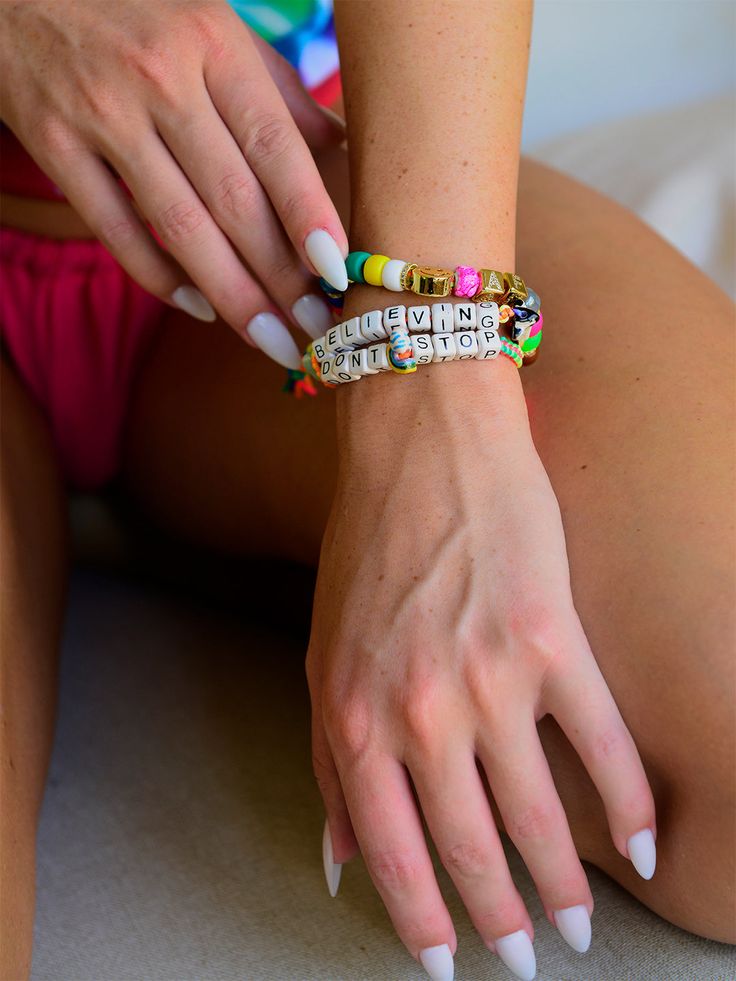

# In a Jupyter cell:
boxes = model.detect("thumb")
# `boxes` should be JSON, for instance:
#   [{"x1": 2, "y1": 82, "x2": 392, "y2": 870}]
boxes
[{"x1": 248, "y1": 28, "x2": 345, "y2": 150}]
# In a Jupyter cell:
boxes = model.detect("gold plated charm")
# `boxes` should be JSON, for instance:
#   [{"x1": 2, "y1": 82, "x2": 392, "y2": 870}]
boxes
[
  {"x1": 475, "y1": 268, "x2": 505, "y2": 301},
  {"x1": 409, "y1": 266, "x2": 454, "y2": 297},
  {"x1": 503, "y1": 272, "x2": 528, "y2": 305},
  {"x1": 400, "y1": 262, "x2": 418, "y2": 291}
]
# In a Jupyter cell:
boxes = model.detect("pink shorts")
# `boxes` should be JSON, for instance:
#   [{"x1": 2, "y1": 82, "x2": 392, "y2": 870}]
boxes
[{"x1": 0, "y1": 226, "x2": 167, "y2": 490}]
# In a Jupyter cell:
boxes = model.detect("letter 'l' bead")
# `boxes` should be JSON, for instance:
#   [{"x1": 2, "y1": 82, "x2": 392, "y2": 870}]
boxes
[
  {"x1": 360, "y1": 310, "x2": 387, "y2": 342},
  {"x1": 381, "y1": 259, "x2": 408, "y2": 292},
  {"x1": 431, "y1": 303, "x2": 454, "y2": 333},
  {"x1": 411, "y1": 333, "x2": 434, "y2": 364},
  {"x1": 325, "y1": 323, "x2": 353, "y2": 353},
  {"x1": 476, "y1": 329, "x2": 501, "y2": 359},
  {"x1": 432, "y1": 332, "x2": 456, "y2": 362},
  {"x1": 453, "y1": 303, "x2": 477, "y2": 329},
  {"x1": 407, "y1": 305, "x2": 431, "y2": 332},
  {"x1": 454, "y1": 331, "x2": 479, "y2": 359}
]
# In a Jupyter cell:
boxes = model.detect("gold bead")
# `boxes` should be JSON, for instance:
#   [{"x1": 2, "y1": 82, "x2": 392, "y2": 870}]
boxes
[
  {"x1": 409, "y1": 266, "x2": 455, "y2": 297},
  {"x1": 503, "y1": 272, "x2": 528, "y2": 305},
  {"x1": 475, "y1": 268, "x2": 505, "y2": 301},
  {"x1": 400, "y1": 262, "x2": 418, "y2": 291}
]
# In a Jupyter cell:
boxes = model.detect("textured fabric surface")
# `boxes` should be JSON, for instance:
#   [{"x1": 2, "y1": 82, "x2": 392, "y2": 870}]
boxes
[{"x1": 32, "y1": 568, "x2": 735, "y2": 981}]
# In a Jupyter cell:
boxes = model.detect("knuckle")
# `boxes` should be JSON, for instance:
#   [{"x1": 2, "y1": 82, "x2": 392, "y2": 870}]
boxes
[
  {"x1": 213, "y1": 171, "x2": 257, "y2": 223},
  {"x1": 511, "y1": 802, "x2": 556, "y2": 842},
  {"x1": 400, "y1": 681, "x2": 444, "y2": 746},
  {"x1": 590, "y1": 724, "x2": 628, "y2": 762},
  {"x1": 441, "y1": 840, "x2": 492, "y2": 879},
  {"x1": 245, "y1": 111, "x2": 292, "y2": 165},
  {"x1": 368, "y1": 850, "x2": 421, "y2": 891},
  {"x1": 323, "y1": 694, "x2": 373, "y2": 763},
  {"x1": 36, "y1": 116, "x2": 78, "y2": 159},
  {"x1": 510, "y1": 599, "x2": 567, "y2": 670},
  {"x1": 97, "y1": 214, "x2": 140, "y2": 252},
  {"x1": 156, "y1": 200, "x2": 208, "y2": 246}
]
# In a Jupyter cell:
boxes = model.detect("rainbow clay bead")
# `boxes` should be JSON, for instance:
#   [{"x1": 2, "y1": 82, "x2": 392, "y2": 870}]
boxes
[
  {"x1": 346, "y1": 250, "x2": 372, "y2": 284},
  {"x1": 363, "y1": 254, "x2": 391, "y2": 286}
]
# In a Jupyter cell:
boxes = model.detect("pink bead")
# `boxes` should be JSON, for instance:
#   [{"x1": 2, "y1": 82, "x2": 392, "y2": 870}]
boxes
[
  {"x1": 454, "y1": 266, "x2": 481, "y2": 298},
  {"x1": 528, "y1": 311, "x2": 543, "y2": 337}
]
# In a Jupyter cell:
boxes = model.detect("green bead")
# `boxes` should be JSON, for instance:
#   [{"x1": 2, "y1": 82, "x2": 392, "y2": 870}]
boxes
[
  {"x1": 522, "y1": 330, "x2": 542, "y2": 352},
  {"x1": 345, "y1": 250, "x2": 372, "y2": 284}
]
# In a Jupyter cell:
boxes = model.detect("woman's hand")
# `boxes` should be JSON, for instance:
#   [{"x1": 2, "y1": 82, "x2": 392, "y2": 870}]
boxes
[
  {"x1": 306, "y1": 334, "x2": 657, "y2": 979},
  {"x1": 0, "y1": 0, "x2": 347, "y2": 354}
]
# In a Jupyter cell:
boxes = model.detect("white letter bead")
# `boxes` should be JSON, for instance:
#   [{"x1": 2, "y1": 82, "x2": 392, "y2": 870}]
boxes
[
  {"x1": 346, "y1": 348, "x2": 370, "y2": 376},
  {"x1": 477, "y1": 302, "x2": 500, "y2": 331},
  {"x1": 381, "y1": 259, "x2": 407, "y2": 292},
  {"x1": 340, "y1": 316, "x2": 363, "y2": 346},
  {"x1": 312, "y1": 336, "x2": 327, "y2": 359},
  {"x1": 331, "y1": 352, "x2": 361, "y2": 382},
  {"x1": 454, "y1": 331, "x2": 479, "y2": 359},
  {"x1": 475, "y1": 329, "x2": 501, "y2": 359},
  {"x1": 432, "y1": 332, "x2": 457, "y2": 362},
  {"x1": 382, "y1": 305, "x2": 407, "y2": 331},
  {"x1": 360, "y1": 309, "x2": 387, "y2": 341},
  {"x1": 431, "y1": 302, "x2": 454, "y2": 333},
  {"x1": 411, "y1": 333, "x2": 434, "y2": 365},
  {"x1": 325, "y1": 324, "x2": 352, "y2": 353},
  {"x1": 453, "y1": 303, "x2": 477, "y2": 329},
  {"x1": 407, "y1": 305, "x2": 431, "y2": 332},
  {"x1": 366, "y1": 342, "x2": 390, "y2": 372},
  {"x1": 319, "y1": 358, "x2": 333, "y2": 382}
]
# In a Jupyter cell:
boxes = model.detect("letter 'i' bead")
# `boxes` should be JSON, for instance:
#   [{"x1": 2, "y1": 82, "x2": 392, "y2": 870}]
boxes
[
  {"x1": 360, "y1": 310, "x2": 387, "y2": 341},
  {"x1": 453, "y1": 303, "x2": 477, "y2": 329},
  {"x1": 381, "y1": 259, "x2": 408, "y2": 292},
  {"x1": 432, "y1": 332, "x2": 456, "y2": 362},
  {"x1": 407, "y1": 305, "x2": 431, "y2": 331},
  {"x1": 363, "y1": 254, "x2": 390, "y2": 286},
  {"x1": 383, "y1": 305, "x2": 407, "y2": 330},
  {"x1": 476, "y1": 329, "x2": 501, "y2": 359},
  {"x1": 341, "y1": 316, "x2": 363, "y2": 346},
  {"x1": 431, "y1": 303, "x2": 454, "y2": 333},
  {"x1": 454, "y1": 331, "x2": 479, "y2": 359},
  {"x1": 411, "y1": 333, "x2": 434, "y2": 364}
]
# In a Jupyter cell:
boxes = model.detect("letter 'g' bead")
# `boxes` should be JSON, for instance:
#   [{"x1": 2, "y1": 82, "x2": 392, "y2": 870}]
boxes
[
  {"x1": 381, "y1": 259, "x2": 408, "y2": 292},
  {"x1": 363, "y1": 254, "x2": 391, "y2": 286},
  {"x1": 477, "y1": 302, "x2": 500, "y2": 331}
]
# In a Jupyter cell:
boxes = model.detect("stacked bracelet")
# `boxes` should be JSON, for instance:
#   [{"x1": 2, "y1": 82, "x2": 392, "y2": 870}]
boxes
[{"x1": 295, "y1": 300, "x2": 540, "y2": 389}]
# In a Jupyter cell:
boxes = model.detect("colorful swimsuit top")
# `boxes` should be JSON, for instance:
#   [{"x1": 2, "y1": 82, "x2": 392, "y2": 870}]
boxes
[{"x1": 0, "y1": 0, "x2": 341, "y2": 201}]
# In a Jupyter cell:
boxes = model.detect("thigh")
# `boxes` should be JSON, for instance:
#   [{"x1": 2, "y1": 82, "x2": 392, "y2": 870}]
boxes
[{"x1": 122, "y1": 151, "x2": 735, "y2": 939}]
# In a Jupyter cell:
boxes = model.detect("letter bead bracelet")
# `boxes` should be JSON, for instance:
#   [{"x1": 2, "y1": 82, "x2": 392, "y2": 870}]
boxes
[{"x1": 286, "y1": 299, "x2": 543, "y2": 392}]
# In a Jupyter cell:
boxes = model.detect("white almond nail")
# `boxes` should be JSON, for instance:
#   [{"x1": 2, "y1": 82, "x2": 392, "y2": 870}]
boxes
[
  {"x1": 494, "y1": 930, "x2": 536, "y2": 981},
  {"x1": 553, "y1": 905, "x2": 591, "y2": 953},
  {"x1": 171, "y1": 285, "x2": 216, "y2": 322},
  {"x1": 627, "y1": 828, "x2": 656, "y2": 880},
  {"x1": 304, "y1": 228, "x2": 348, "y2": 292},
  {"x1": 246, "y1": 312, "x2": 302, "y2": 370},
  {"x1": 322, "y1": 819, "x2": 342, "y2": 898},
  {"x1": 419, "y1": 943, "x2": 454, "y2": 981},
  {"x1": 292, "y1": 294, "x2": 333, "y2": 339}
]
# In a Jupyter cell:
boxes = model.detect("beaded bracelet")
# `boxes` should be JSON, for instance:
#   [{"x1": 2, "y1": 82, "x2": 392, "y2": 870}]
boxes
[{"x1": 292, "y1": 301, "x2": 538, "y2": 390}]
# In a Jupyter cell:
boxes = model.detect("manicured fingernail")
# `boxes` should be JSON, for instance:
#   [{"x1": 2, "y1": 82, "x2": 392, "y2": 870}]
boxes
[
  {"x1": 627, "y1": 828, "x2": 656, "y2": 879},
  {"x1": 245, "y1": 312, "x2": 302, "y2": 369},
  {"x1": 171, "y1": 285, "x2": 216, "y2": 322},
  {"x1": 292, "y1": 293, "x2": 333, "y2": 339},
  {"x1": 304, "y1": 228, "x2": 348, "y2": 292},
  {"x1": 318, "y1": 104, "x2": 346, "y2": 133},
  {"x1": 494, "y1": 930, "x2": 536, "y2": 981},
  {"x1": 553, "y1": 905, "x2": 591, "y2": 953},
  {"x1": 322, "y1": 818, "x2": 342, "y2": 898},
  {"x1": 419, "y1": 943, "x2": 454, "y2": 981}
]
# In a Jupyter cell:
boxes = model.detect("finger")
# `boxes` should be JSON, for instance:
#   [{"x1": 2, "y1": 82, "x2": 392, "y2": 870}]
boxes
[
  {"x1": 327, "y1": 734, "x2": 457, "y2": 974},
  {"x1": 31, "y1": 135, "x2": 215, "y2": 321},
  {"x1": 248, "y1": 28, "x2": 345, "y2": 150},
  {"x1": 405, "y1": 737, "x2": 539, "y2": 976},
  {"x1": 477, "y1": 701, "x2": 595, "y2": 955},
  {"x1": 153, "y1": 93, "x2": 333, "y2": 339},
  {"x1": 204, "y1": 31, "x2": 349, "y2": 289},
  {"x1": 543, "y1": 629, "x2": 657, "y2": 879}
]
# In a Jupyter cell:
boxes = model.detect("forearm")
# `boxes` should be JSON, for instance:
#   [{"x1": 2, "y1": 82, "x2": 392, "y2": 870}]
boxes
[{"x1": 332, "y1": 0, "x2": 534, "y2": 445}]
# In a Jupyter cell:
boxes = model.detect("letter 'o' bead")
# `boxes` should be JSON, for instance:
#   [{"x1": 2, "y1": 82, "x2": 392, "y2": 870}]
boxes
[
  {"x1": 363, "y1": 254, "x2": 391, "y2": 286},
  {"x1": 381, "y1": 259, "x2": 408, "y2": 292}
]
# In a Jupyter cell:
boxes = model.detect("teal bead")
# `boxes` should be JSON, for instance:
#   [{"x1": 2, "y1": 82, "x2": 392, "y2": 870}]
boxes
[{"x1": 345, "y1": 250, "x2": 372, "y2": 284}]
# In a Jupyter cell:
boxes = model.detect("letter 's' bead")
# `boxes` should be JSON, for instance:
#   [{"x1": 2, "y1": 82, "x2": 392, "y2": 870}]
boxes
[
  {"x1": 363, "y1": 254, "x2": 391, "y2": 286},
  {"x1": 345, "y1": 251, "x2": 372, "y2": 284},
  {"x1": 381, "y1": 259, "x2": 408, "y2": 292}
]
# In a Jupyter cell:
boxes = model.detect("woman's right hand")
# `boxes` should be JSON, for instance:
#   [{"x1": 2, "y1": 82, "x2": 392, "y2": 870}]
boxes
[
  {"x1": 0, "y1": 0, "x2": 347, "y2": 358},
  {"x1": 306, "y1": 347, "x2": 657, "y2": 980}
]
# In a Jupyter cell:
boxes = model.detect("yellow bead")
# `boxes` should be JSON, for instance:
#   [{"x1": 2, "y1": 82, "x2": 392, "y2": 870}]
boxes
[{"x1": 363, "y1": 254, "x2": 391, "y2": 286}]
